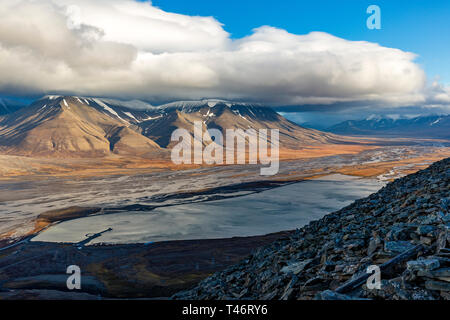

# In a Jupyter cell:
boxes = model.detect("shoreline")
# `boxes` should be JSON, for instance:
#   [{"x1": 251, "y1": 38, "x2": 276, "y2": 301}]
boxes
[
  {"x1": 0, "y1": 178, "x2": 305, "y2": 246},
  {"x1": 2, "y1": 148, "x2": 448, "y2": 244}
]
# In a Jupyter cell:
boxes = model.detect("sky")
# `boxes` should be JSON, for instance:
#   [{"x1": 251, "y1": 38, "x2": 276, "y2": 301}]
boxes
[
  {"x1": 151, "y1": 0, "x2": 450, "y2": 84},
  {"x1": 0, "y1": 0, "x2": 449, "y2": 125}
]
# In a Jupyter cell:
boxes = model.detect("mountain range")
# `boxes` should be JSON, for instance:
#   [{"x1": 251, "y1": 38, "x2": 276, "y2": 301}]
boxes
[
  {"x1": 326, "y1": 114, "x2": 450, "y2": 138},
  {"x1": 0, "y1": 96, "x2": 343, "y2": 158}
]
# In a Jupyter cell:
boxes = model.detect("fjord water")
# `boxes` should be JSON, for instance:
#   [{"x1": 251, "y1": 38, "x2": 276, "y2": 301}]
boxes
[{"x1": 33, "y1": 175, "x2": 385, "y2": 244}]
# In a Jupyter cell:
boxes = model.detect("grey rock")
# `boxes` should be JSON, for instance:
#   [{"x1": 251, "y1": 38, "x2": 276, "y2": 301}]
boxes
[
  {"x1": 384, "y1": 241, "x2": 415, "y2": 254},
  {"x1": 280, "y1": 259, "x2": 312, "y2": 275},
  {"x1": 424, "y1": 280, "x2": 450, "y2": 291},
  {"x1": 407, "y1": 259, "x2": 440, "y2": 272},
  {"x1": 418, "y1": 268, "x2": 450, "y2": 282},
  {"x1": 315, "y1": 290, "x2": 367, "y2": 300},
  {"x1": 417, "y1": 225, "x2": 437, "y2": 236}
]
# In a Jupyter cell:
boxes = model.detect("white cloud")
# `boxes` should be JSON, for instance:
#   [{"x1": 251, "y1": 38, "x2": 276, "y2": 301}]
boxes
[
  {"x1": 424, "y1": 81, "x2": 450, "y2": 104},
  {"x1": 0, "y1": 0, "x2": 445, "y2": 108}
]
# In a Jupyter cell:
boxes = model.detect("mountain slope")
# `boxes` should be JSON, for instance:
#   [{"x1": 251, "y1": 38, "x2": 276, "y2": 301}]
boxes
[
  {"x1": 326, "y1": 115, "x2": 450, "y2": 138},
  {"x1": 106, "y1": 126, "x2": 161, "y2": 156},
  {"x1": 139, "y1": 100, "x2": 343, "y2": 149},
  {"x1": 174, "y1": 158, "x2": 450, "y2": 300},
  {"x1": 0, "y1": 96, "x2": 356, "y2": 159},
  {"x1": 0, "y1": 96, "x2": 161, "y2": 157}
]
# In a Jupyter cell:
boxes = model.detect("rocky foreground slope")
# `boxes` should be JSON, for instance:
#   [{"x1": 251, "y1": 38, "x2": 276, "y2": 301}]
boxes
[{"x1": 174, "y1": 158, "x2": 450, "y2": 300}]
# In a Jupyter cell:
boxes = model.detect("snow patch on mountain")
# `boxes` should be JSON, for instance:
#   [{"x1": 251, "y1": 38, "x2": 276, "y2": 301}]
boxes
[
  {"x1": 142, "y1": 115, "x2": 163, "y2": 121},
  {"x1": 123, "y1": 112, "x2": 138, "y2": 121},
  {"x1": 42, "y1": 95, "x2": 61, "y2": 100},
  {"x1": 99, "y1": 98, "x2": 154, "y2": 110},
  {"x1": 93, "y1": 98, "x2": 118, "y2": 116},
  {"x1": 158, "y1": 99, "x2": 259, "y2": 111},
  {"x1": 93, "y1": 98, "x2": 128, "y2": 124},
  {"x1": 204, "y1": 109, "x2": 215, "y2": 117},
  {"x1": 232, "y1": 109, "x2": 248, "y2": 121},
  {"x1": 431, "y1": 118, "x2": 441, "y2": 126}
]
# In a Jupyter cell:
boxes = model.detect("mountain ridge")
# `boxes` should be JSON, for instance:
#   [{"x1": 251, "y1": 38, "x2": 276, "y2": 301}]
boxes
[
  {"x1": 0, "y1": 96, "x2": 163, "y2": 157},
  {"x1": 0, "y1": 95, "x2": 347, "y2": 158},
  {"x1": 326, "y1": 114, "x2": 450, "y2": 138}
]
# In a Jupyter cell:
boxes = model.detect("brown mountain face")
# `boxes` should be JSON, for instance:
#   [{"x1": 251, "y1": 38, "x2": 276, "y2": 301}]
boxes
[
  {"x1": 0, "y1": 96, "x2": 349, "y2": 159},
  {"x1": 0, "y1": 96, "x2": 161, "y2": 157},
  {"x1": 140, "y1": 100, "x2": 344, "y2": 150},
  {"x1": 106, "y1": 126, "x2": 161, "y2": 156}
]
